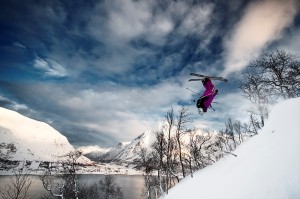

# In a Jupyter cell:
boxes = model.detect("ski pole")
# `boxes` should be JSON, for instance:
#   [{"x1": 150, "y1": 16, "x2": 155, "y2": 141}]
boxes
[{"x1": 186, "y1": 88, "x2": 201, "y2": 95}]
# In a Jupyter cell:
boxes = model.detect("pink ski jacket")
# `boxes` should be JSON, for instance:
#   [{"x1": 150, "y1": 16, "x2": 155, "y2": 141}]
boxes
[{"x1": 201, "y1": 79, "x2": 218, "y2": 109}]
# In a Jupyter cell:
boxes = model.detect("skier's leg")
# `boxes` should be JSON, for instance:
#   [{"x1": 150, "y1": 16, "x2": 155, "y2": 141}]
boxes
[
  {"x1": 204, "y1": 90, "x2": 218, "y2": 109},
  {"x1": 196, "y1": 98, "x2": 203, "y2": 108}
]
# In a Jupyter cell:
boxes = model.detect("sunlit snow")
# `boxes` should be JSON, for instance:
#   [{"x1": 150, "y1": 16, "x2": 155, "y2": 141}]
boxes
[
  {"x1": 0, "y1": 107, "x2": 90, "y2": 163},
  {"x1": 163, "y1": 98, "x2": 300, "y2": 199}
]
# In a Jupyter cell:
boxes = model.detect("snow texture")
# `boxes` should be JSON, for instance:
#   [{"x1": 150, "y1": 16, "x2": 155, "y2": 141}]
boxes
[{"x1": 163, "y1": 97, "x2": 300, "y2": 199}]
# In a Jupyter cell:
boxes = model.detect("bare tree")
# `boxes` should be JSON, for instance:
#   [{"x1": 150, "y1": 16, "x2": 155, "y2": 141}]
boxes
[
  {"x1": 138, "y1": 147, "x2": 156, "y2": 199},
  {"x1": 188, "y1": 130, "x2": 213, "y2": 169},
  {"x1": 151, "y1": 131, "x2": 167, "y2": 196},
  {"x1": 99, "y1": 175, "x2": 123, "y2": 199},
  {"x1": 248, "y1": 113, "x2": 261, "y2": 135},
  {"x1": 214, "y1": 133, "x2": 226, "y2": 160},
  {"x1": 241, "y1": 50, "x2": 300, "y2": 126},
  {"x1": 165, "y1": 108, "x2": 174, "y2": 193},
  {"x1": 241, "y1": 50, "x2": 300, "y2": 99},
  {"x1": 0, "y1": 170, "x2": 32, "y2": 199},
  {"x1": 141, "y1": 107, "x2": 187, "y2": 197},
  {"x1": 40, "y1": 150, "x2": 82, "y2": 199},
  {"x1": 233, "y1": 120, "x2": 243, "y2": 144},
  {"x1": 175, "y1": 107, "x2": 190, "y2": 178},
  {"x1": 184, "y1": 156, "x2": 193, "y2": 178},
  {"x1": 225, "y1": 118, "x2": 237, "y2": 149}
]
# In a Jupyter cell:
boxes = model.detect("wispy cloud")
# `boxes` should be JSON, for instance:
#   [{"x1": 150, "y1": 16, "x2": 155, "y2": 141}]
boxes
[
  {"x1": 88, "y1": 0, "x2": 174, "y2": 45},
  {"x1": 13, "y1": 42, "x2": 26, "y2": 49},
  {"x1": 222, "y1": 0, "x2": 298, "y2": 76},
  {"x1": 106, "y1": 0, "x2": 153, "y2": 42},
  {"x1": 179, "y1": 3, "x2": 214, "y2": 36},
  {"x1": 86, "y1": 0, "x2": 214, "y2": 75},
  {"x1": 0, "y1": 95, "x2": 32, "y2": 113},
  {"x1": 33, "y1": 56, "x2": 68, "y2": 78},
  {"x1": 55, "y1": 78, "x2": 192, "y2": 141}
]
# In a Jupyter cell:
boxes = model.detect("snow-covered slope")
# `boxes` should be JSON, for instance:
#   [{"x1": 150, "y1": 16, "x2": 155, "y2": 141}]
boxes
[
  {"x1": 0, "y1": 107, "x2": 90, "y2": 163},
  {"x1": 77, "y1": 145, "x2": 111, "y2": 161},
  {"x1": 163, "y1": 98, "x2": 300, "y2": 199},
  {"x1": 77, "y1": 145, "x2": 111, "y2": 155},
  {"x1": 102, "y1": 130, "x2": 156, "y2": 162}
]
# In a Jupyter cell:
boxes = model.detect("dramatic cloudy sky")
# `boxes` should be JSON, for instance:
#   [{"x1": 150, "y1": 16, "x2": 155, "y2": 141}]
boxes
[{"x1": 1, "y1": 0, "x2": 299, "y2": 147}]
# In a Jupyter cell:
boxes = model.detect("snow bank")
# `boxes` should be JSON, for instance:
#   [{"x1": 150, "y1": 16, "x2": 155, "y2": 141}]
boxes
[{"x1": 163, "y1": 98, "x2": 300, "y2": 199}]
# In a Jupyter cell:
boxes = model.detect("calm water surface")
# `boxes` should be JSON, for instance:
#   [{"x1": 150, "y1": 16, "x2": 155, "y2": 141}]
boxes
[{"x1": 0, "y1": 174, "x2": 145, "y2": 199}]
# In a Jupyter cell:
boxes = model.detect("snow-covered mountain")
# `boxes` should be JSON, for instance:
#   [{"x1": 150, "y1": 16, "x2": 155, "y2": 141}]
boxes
[
  {"x1": 77, "y1": 145, "x2": 111, "y2": 161},
  {"x1": 0, "y1": 107, "x2": 91, "y2": 164},
  {"x1": 77, "y1": 145, "x2": 111, "y2": 155},
  {"x1": 101, "y1": 126, "x2": 216, "y2": 163},
  {"x1": 163, "y1": 97, "x2": 300, "y2": 199},
  {"x1": 102, "y1": 130, "x2": 156, "y2": 162}
]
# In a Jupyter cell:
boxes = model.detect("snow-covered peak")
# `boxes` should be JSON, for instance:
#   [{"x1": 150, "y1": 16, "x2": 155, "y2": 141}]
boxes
[
  {"x1": 77, "y1": 145, "x2": 111, "y2": 155},
  {"x1": 102, "y1": 129, "x2": 157, "y2": 162},
  {"x1": 133, "y1": 129, "x2": 157, "y2": 147},
  {"x1": 118, "y1": 141, "x2": 131, "y2": 147},
  {"x1": 0, "y1": 107, "x2": 91, "y2": 164},
  {"x1": 163, "y1": 97, "x2": 300, "y2": 199}
]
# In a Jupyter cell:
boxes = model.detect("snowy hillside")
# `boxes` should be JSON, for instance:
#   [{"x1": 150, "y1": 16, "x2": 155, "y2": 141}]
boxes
[
  {"x1": 0, "y1": 107, "x2": 90, "y2": 164},
  {"x1": 77, "y1": 145, "x2": 111, "y2": 161},
  {"x1": 102, "y1": 130, "x2": 156, "y2": 162},
  {"x1": 77, "y1": 145, "x2": 111, "y2": 155},
  {"x1": 163, "y1": 98, "x2": 300, "y2": 199}
]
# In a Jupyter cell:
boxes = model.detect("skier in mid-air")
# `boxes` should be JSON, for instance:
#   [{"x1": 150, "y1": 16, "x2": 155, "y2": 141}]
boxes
[
  {"x1": 189, "y1": 73, "x2": 227, "y2": 114},
  {"x1": 196, "y1": 77, "x2": 218, "y2": 113}
]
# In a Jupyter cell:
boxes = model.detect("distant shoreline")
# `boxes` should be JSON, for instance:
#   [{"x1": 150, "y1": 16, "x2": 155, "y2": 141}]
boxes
[{"x1": 0, "y1": 160, "x2": 142, "y2": 176}]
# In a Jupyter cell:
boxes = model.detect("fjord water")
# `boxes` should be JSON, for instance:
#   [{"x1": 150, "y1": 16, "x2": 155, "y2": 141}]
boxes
[{"x1": 0, "y1": 174, "x2": 145, "y2": 199}]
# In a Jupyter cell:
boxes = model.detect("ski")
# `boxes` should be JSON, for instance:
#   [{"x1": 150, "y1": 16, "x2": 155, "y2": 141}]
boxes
[
  {"x1": 189, "y1": 78, "x2": 225, "y2": 82},
  {"x1": 190, "y1": 73, "x2": 228, "y2": 82},
  {"x1": 188, "y1": 78, "x2": 204, "y2": 82}
]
